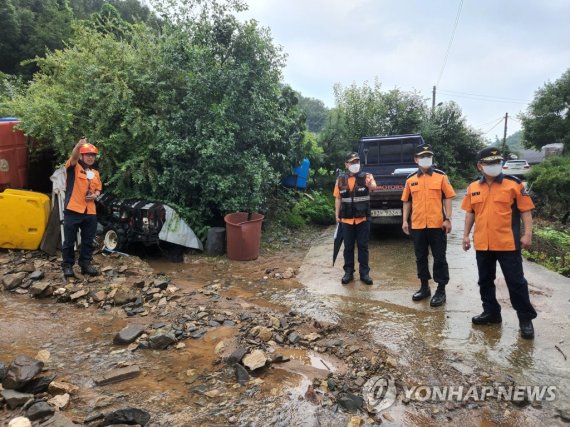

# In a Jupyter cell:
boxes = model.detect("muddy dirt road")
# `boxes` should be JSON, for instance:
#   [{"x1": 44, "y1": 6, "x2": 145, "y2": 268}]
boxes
[{"x1": 1, "y1": 198, "x2": 569, "y2": 426}]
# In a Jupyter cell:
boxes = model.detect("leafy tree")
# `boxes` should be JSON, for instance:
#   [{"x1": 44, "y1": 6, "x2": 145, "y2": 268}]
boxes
[
  {"x1": 421, "y1": 101, "x2": 485, "y2": 183},
  {"x1": 297, "y1": 94, "x2": 329, "y2": 133},
  {"x1": 332, "y1": 78, "x2": 426, "y2": 143},
  {"x1": 6, "y1": 0, "x2": 306, "y2": 232},
  {"x1": 520, "y1": 69, "x2": 570, "y2": 152},
  {"x1": 0, "y1": 0, "x2": 74, "y2": 78}
]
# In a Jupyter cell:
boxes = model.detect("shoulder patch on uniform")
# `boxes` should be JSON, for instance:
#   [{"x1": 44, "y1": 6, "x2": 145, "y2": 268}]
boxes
[
  {"x1": 504, "y1": 174, "x2": 522, "y2": 184},
  {"x1": 433, "y1": 168, "x2": 446, "y2": 175},
  {"x1": 406, "y1": 171, "x2": 418, "y2": 178}
]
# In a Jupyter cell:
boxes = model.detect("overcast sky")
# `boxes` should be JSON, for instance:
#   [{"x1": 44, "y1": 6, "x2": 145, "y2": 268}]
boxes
[{"x1": 237, "y1": 0, "x2": 570, "y2": 138}]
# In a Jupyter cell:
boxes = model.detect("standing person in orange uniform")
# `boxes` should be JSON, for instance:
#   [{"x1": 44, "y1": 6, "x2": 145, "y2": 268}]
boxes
[
  {"x1": 61, "y1": 138, "x2": 102, "y2": 277},
  {"x1": 401, "y1": 143, "x2": 456, "y2": 306},
  {"x1": 461, "y1": 147, "x2": 537, "y2": 339},
  {"x1": 333, "y1": 152, "x2": 378, "y2": 285}
]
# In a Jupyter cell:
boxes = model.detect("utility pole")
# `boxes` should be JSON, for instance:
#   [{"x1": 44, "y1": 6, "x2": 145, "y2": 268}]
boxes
[
  {"x1": 431, "y1": 85, "x2": 436, "y2": 114},
  {"x1": 502, "y1": 112, "x2": 509, "y2": 158}
]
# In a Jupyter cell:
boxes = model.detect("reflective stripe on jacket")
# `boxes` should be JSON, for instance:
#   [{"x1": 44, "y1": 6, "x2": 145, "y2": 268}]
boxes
[{"x1": 338, "y1": 173, "x2": 370, "y2": 219}]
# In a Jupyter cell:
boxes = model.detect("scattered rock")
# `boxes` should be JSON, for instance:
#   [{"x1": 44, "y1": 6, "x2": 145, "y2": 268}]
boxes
[
  {"x1": 148, "y1": 332, "x2": 177, "y2": 349},
  {"x1": 93, "y1": 365, "x2": 141, "y2": 386},
  {"x1": 338, "y1": 393, "x2": 364, "y2": 412},
  {"x1": 288, "y1": 332, "x2": 301, "y2": 344},
  {"x1": 235, "y1": 364, "x2": 250, "y2": 385},
  {"x1": 48, "y1": 380, "x2": 79, "y2": 395},
  {"x1": 113, "y1": 324, "x2": 146, "y2": 345},
  {"x1": 26, "y1": 401, "x2": 55, "y2": 421},
  {"x1": 48, "y1": 393, "x2": 70, "y2": 410},
  {"x1": 28, "y1": 270, "x2": 44, "y2": 281},
  {"x1": 99, "y1": 407, "x2": 150, "y2": 426},
  {"x1": 2, "y1": 355, "x2": 44, "y2": 390},
  {"x1": 226, "y1": 348, "x2": 248, "y2": 365},
  {"x1": 1, "y1": 389, "x2": 34, "y2": 409},
  {"x1": 2, "y1": 272, "x2": 28, "y2": 290},
  {"x1": 348, "y1": 416, "x2": 363, "y2": 427},
  {"x1": 69, "y1": 289, "x2": 89, "y2": 301},
  {"x1": 19, "y1": 374, "x2": 56, "y2": 394},
  {"x1": 242, "y1": 350, "x2": 267, "y2": 371}
]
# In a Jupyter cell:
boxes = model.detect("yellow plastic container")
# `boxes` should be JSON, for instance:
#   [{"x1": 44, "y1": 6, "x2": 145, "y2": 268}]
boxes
[{"x1": 0, "y1": 189, "x2": 50, "y2": 250}]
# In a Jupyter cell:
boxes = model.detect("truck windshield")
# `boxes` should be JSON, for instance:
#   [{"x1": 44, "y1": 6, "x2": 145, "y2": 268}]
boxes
[{"x1": 363, "y1": 140, "x2": 416, "y2": 165}]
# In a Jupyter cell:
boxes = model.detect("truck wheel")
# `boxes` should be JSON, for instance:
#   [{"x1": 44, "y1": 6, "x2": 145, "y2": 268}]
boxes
[{"x1": 103, "y1": 226, "x2": 126, "y2": 251}]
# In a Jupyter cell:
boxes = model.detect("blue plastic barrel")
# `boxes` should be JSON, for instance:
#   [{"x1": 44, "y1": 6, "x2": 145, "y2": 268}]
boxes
[{"x1": 282, "y1": 159, "x2": 310, "y2": 189}]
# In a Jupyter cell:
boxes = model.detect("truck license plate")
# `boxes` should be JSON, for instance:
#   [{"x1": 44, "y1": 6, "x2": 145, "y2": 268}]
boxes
[{"x1": 371, "y1": 209, "x2": 402, "y2": 217}]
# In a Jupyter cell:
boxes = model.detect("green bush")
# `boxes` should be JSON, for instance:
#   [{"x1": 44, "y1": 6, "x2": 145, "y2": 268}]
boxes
[
  {"x1": 526, "y1": 155, "x2": 570, "y2": 222},
  {"x1": 524, "y1": 226, "x2": 570, "y2": 277},
  {"x1": 295, "y1": 191, "x2": 336, "y2": 225}
]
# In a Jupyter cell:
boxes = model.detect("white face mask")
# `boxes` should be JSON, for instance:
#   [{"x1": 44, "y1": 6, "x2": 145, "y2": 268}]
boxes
[
  {"x1": 481, "y1": 164, "x2": 502, "y2": 177},
  {"x1": 417, "y1": 157, "x2": 433, "y2": 168},
  {"x1": 348, "y1": 163, "x2": 361, "y2": 174},
  {"x1": 86, "y1": 170, "x2": 95, "y2": 180}
]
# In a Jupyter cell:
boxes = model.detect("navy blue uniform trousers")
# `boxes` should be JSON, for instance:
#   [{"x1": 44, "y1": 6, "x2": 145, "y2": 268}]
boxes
[
  {"x1": 411, "y1": 227, "x2": 449, "y2": 285},
  {"x1": 62, "y1": 210, "x2": 98, "y2": 267},
  {"x1": 342, "y1": 220, "x2": 370, "y2": 278},
  {"x1": 475, "y1": 250, "x2": 537, "y2": 321}
]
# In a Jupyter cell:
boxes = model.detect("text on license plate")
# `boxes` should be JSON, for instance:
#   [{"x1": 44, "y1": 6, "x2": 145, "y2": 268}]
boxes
[{"x1": 371, "y1": 209, "x2": 402, "y2": 217}]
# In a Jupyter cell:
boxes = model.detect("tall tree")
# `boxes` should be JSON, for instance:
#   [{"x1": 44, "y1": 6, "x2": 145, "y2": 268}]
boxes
[
  {"x1": 332, "y1": 78, "x2": 426, "y2": 144},
  {"x1": 520, "y1": 68, "x2": 570, "y2": 151},
  {"x1": 297, "y1": 94, "x2": 329, "y2": 133},
  {"x1": 421, "y1": 101, "x2": 484, "y2": 180},
  {"x1": 6, "y1": 0, "x2": 306, "y2": 229}
]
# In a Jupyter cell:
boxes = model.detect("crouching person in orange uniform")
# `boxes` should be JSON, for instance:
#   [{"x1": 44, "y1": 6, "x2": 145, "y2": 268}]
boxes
[
  {"x1": 62, "y1": 138, "x2": 102, "y2": 277},
  {"x1": 461, "y1": 147, "x2": 537, "y2": 339}
]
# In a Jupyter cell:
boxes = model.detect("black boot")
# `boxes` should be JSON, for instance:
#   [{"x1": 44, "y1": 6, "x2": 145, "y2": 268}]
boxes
[
  {"x1": 341, "y1": 272, "x2": 354, "y2": 285},
  {"x1": 519, "y1": 320, "x2": 534, "y2": 339},
  {"x1": 62, "y1": 265, "x2": 75, "y2": 278},
  {"x1": 80, "y1": 264, "x2": 99, "y2": 276},
  {"x1": 412, "y1": 281, "x2": 431, "y2": 301},
  {"x1": 430, "y1": 283, "x2": 446, "y2": 307}
]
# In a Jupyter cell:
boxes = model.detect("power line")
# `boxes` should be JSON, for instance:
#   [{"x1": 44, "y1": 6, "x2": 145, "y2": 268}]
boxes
[
  {"x1": 481, "y1": 117, "x2": 505, "y2": 134},
  {"x1": 439, "y1": 89, "x2": 530, "y2": 104},
  {"x1": 436, "y1": 0, "x2": 464, "y2": 87},
  {"x1": 478, "y1": 116, "x2": 505, "y2": 127}
]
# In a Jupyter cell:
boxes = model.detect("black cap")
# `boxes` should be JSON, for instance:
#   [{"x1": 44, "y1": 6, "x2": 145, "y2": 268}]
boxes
[
  {"x1": 477, "y1": 147, "x2": 503, "y2": 162},
  {"x1": 345, "y1": 152, "x2": 360, "y2": 163},
  {"x1": 415, "y1": 143, "x2": 434, "y2": 156}
]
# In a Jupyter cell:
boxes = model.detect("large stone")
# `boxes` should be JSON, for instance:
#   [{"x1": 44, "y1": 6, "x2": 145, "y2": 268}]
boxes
[
  {"x1": 1, "y1": 389, "x2": 34, "y2": 409},
  {"x1": 100, "y1": 407, "x2": 150, "y2": 426},
  {"x1": 2, "y1": 356, "x2": 44, "y2": 390},
  {"x1": 69, "y1": 289, "x2": 89, "y2": 301},
  {"x1": 250, "y1": 326, "x2": 273, "y2": 342},
  {"x1": 2, "y1": 272, "x2": 28, "y2": 290},
  {"x1": 242, "y1": 350, "x2": 267, "y2": 371},
  {"x1": 93, "y1": 365, "x2": 140, "y2": 386},
  {"x1": 28, "y1": 271, "x2": 44, "y2": 281},
  {"x1": 48, "y1": 380, "x2": 79, "y2": 395},
  {"x1": 19, "y1": 374, "x2": 56, "y2": 394},
  {"x1": 48, "y1": 393, "x2": 70, "y2": 410},
  {"x1": 148, "y1": 332, "x2": 176, "y2": 349},
  {"x1": 29, "y1": 282, "x2": 52, "y2": 298},
  {"x1": 113, "y1": 324, "x2": 146, "y2": 345},
  {"x1": 338, "y1": 393, "x2": 364, "y2": 412},
  {"x1": 26, "y1": 401, "x2": 55, "y2": 421},
  {"x1": 226, "y1": 347, "x2": 248, "y2": 365},
  {"x1": 113, "y1": 289, "x2": 138, "y2": 305}
]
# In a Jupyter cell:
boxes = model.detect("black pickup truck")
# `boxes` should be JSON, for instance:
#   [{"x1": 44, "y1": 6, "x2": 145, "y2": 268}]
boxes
[{"x1": 358, "y1": 134, "x2": 424, "y2": 225}]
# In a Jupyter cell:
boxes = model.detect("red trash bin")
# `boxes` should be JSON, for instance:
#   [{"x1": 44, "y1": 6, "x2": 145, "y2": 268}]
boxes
[{"x1": 224, "y1": 212, "x2": 264, "y2": 261}]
